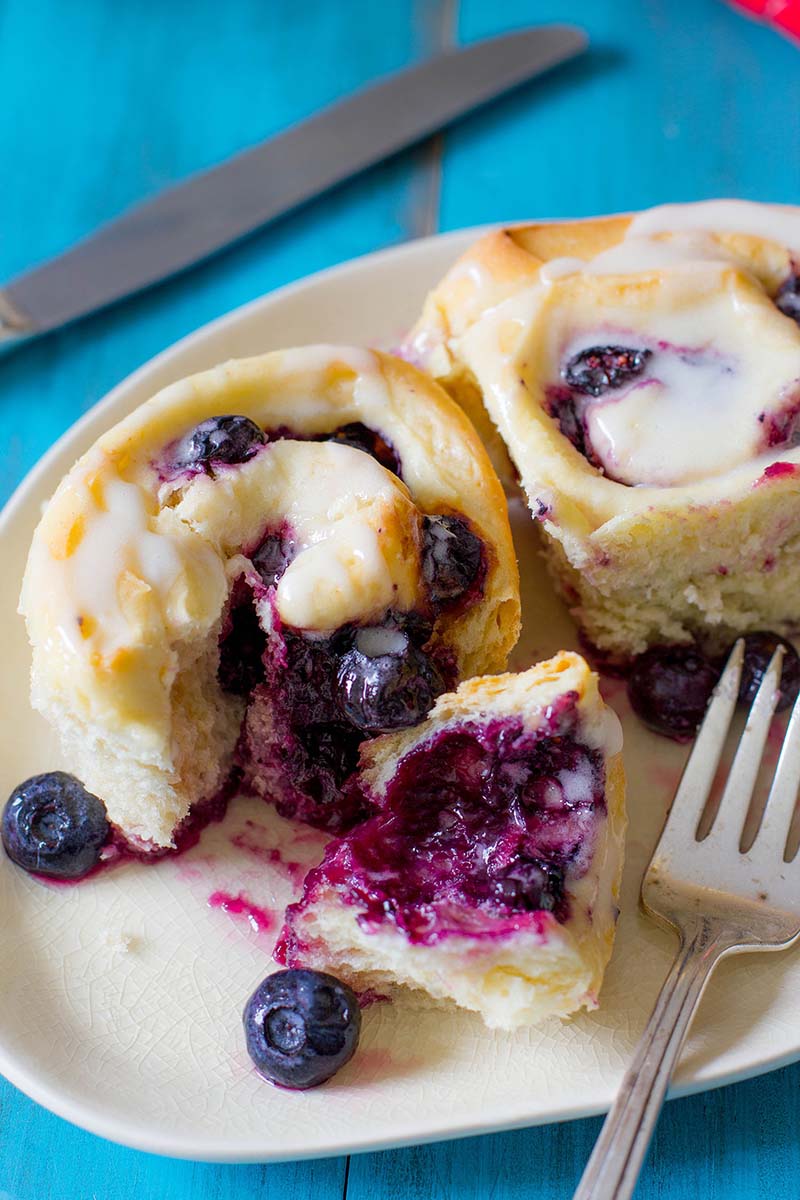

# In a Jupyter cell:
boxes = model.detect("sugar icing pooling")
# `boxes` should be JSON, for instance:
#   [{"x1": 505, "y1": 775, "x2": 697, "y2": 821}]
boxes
[
  {"x1": 547, "y1": 312, "x2": 800, "y2": 489},
  {"x1": 458, "y1": 200, "x2": 800, "y2": 490},
  {"x1": 281, "y1": 703, "x2": 606, "y2": 947},
  {"x1": 165, "y1": 437, "x2": 424, "y2": 636},
  {"x1": 536, "y1": 201, "x2": 800, "y2": 488}
]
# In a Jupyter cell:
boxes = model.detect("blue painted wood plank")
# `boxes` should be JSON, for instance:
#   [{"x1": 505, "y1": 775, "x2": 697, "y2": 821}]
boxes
[
  {"x1": 345, "y1": 1065, "x2": 800, "y2": 1200},
  {"x1": 442, "y1": 0, "x2": 800, "y2": 227},
  {"x1": 0, "y1": 1086, "x2": 346, "y2": 1200}
]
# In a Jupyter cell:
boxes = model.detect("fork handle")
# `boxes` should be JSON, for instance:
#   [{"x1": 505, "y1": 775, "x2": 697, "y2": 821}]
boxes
[{"x1": 573, "y1": 918, "x2": 729, "y2": 1200}]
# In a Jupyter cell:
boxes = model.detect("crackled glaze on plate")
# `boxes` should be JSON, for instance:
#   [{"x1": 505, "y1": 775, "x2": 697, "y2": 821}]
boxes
[{"x1": 1, "y1": 231, "x2": 799, "y2": 1162}]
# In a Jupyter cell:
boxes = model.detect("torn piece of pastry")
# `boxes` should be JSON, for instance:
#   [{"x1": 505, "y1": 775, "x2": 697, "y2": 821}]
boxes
[{"x1": 277, "y1": 652, "x2": 625, "y2": 1030}]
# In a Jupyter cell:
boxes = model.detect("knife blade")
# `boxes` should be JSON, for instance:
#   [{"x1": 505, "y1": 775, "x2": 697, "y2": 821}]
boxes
[{"x1": 0, "y1": 24, "x2": 586, "y2": 351}]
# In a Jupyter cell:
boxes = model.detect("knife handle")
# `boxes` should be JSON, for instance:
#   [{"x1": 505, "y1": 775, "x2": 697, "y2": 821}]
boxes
[{"x1": 0, "y1": 291, "x2": 35, "y2": 353}]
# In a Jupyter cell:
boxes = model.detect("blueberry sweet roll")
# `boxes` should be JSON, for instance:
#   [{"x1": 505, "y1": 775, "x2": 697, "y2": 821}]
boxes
[
  {"x1": 20, "y1": 346, "x2": 520, "y2": 848},
  {"x1": 408, "y1": 203, "x2": 800, "y2": 659}
]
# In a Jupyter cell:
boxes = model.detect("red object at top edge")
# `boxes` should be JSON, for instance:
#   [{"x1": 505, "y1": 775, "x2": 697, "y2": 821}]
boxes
[{"x1": 727, "y1": 0, "x2": 800, "y2": 38}]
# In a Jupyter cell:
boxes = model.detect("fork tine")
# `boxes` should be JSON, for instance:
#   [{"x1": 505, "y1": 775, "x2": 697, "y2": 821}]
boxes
[
  {"x1": 710, "y1": 645, "x2": 784, "y2": 849},
  {"x1": 754, "y1": 680, "x2": 800, "y2": 859},
  {"x1": 657, "y1": 640, "x2": 744, "y2": 849}
]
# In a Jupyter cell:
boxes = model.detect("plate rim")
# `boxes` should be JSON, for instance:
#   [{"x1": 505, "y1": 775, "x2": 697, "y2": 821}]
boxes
[{"x1": 2, "y1": 227, "x2": 800, "y2": 1163}]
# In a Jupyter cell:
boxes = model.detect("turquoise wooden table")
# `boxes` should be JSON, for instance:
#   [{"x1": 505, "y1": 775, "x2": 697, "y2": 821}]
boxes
[{"x1": 2, "y1": 0, "x2": 800, "y2": 1195}]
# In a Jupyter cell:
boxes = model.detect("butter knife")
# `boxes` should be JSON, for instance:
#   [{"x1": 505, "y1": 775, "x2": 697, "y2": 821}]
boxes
[{"x1": 0, "y1": 25, "x2": 586, "y2": 352}]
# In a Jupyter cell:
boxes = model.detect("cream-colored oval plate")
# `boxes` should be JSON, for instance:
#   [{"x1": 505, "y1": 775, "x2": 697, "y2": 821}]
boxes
[{"x1": 1, "y1": 230, "x2": 799, "y2": 1163}]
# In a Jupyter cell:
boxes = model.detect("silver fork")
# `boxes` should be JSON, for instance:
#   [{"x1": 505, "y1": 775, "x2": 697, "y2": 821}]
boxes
[{"x1": 573, "y1": 639, "x2": 800, "y2": 1200}]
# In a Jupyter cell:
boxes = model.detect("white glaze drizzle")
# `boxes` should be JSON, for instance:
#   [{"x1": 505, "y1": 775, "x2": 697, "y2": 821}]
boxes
[
  {"x1": 629, "y1": 199, "x2": 800, "y2": 250},
  {"x1": 531, "y1": 202, "x2": 800, "y2": 486},
  {"x1": 540, "y1": 201, "x2": 800, "y2": 285},
  {"x1": 42, "y1": 438, "x2": 422, "y2": 665},
  {"x1": 171, "y1": 440, "x2": 422, "y2": 635},
  {"x1": 57, "y1": 473, "x2": 184, "y2": 656}
]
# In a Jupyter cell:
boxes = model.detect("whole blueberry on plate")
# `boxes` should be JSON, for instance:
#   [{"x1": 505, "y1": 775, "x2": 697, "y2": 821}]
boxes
[
  {"x1": 2, "y1": 772, "x2": 110, "y2": 879},
  {"x1": 243, "y1": 968, "x2": 361, "y2": 1089},
  {"x1": 336, "y1": 626, "x2": 444, "y2": 732},
  {"x1": 737, "y1": 631, "x2": 800, "y2": 712},
  {"x1": 177, "y1": 414, "x2": 266, "y2": 469},
  {"x1": 422, "y1": 514, "x2": 483, "y2": 605},
  {"x1": 628, "y1": 645, "x2": 720, "y2": 740}
]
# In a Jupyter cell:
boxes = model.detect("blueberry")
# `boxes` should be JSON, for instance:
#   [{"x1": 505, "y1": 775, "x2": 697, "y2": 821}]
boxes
[
  {"x1": 177, "y1": 414, "x2": 266, "y2": 470},
  {"x1": 492, "y1": 858, "x2": 565, "y2": 913},
  {"x1": 563, "y1": 345, "x2": 651, "y2": 397},
  {"x1": 324, "y1": 423, "x2": 400, "y2": 474},
  {"x1": 391, "y1": 610, "x2": 434, "y2": 648},
  {"x1": 2, "y1": 772, "x2": 109, "y2": 879},
  {"x1": 251, "y1": 530, "x2": 295, "y2": 587},
  {"x1": 628, "y1": 645, "x2": 720, "y2": 740},
  {"x1": 337, "y1": 627, "x2": 445, "y2": 732},
  {"x1": 243, "y1": 968, "x2": 361, "y2": 1089},
  {"x1": 422, "y1": 515, "x2": 483, "y2": 605},
  {"x1": 738, "y1": 632, "x2": 800, "y2": 712},
  {"x1": 775, "y1": 273, "x2": 800, "y2": 325}
]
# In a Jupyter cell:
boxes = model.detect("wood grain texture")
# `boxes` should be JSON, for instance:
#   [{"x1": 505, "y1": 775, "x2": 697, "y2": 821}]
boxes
[{"x1": 1, "y1": 0, "x2": 800, "y2": 1196}]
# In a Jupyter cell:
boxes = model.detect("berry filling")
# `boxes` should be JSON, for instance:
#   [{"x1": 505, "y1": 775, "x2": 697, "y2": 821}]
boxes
[
  {"x1": 544, "y1": 385, "x2": 601, "y2": 467},
  {"x1": 738, "y1": 631, "x2": 800, "y2": 712},
  {"x1": 625, "y1": 631, "x2": 800, "y2": 741},
  {"x1": 250, "y1": 528, "x2": 297, "y2": 588},
  {"x1": 545, "y1": 344, "x2": 654, "y2": 477},
  {"x1": 421, "y1": 515, "x2": 485, "y2": 606},
  {"x1": 757, "y1": 399, "x2": 800, "y2": 450},
  {"x1": 175, "y1": 414, "x2": 267, "y2": 473},
  {"x1": 232, "y1": 604, "x2": 453, "y2": 833},
  {"x1": 279, "y1": 703, "x2": 606, "y2": 950},
  {"x1": 337, "y1": 627, "x2": 445, "y2": 733},
  {"x1": 162, "y1": 416, "x2": 400, "y2": 480},
  {"x1": 627, "y1": 645, "x2": 720, "y2": 740},
  {"x1": 775, "y1": 271, "x2": 800, "y2": 325},
  {"x1": 563, "y1": 346, "x2": 652, "y2": 397},
  {"x1": 315, "y1": 422, "x2": 400, "y2": 476},
  {"x1": 209, "y1": 486, "x2": 484, "y2": 833},
  {"x1": 214, "y1": 508, "x2": 482, "y2": 833}
]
